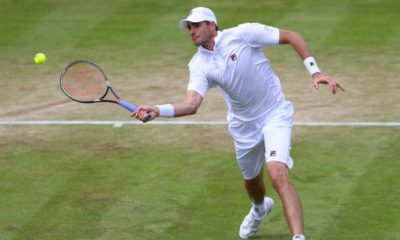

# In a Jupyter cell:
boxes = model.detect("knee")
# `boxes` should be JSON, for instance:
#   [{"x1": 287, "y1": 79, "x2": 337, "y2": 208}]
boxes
[{"x1": 267, "y1": 162, "x2": 289, "y2": 189}]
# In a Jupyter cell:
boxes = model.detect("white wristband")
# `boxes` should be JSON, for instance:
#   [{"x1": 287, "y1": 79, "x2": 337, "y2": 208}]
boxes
[
  {"x1": 303, "y1": 57, "x2": 321, "y2": 76},
  {"x1": 156, "y1": 104, "x2": 174, "y2": 118}
]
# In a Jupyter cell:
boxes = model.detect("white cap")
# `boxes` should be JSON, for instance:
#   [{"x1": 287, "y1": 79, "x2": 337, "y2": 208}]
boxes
[{"x1": 179, "y1": 7, "x2": 217, "y2": 29}]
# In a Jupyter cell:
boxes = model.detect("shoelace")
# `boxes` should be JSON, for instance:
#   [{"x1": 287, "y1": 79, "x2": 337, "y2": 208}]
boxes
[{"x1": 243, "y1": 212, "x2": 263, "y2": 229}]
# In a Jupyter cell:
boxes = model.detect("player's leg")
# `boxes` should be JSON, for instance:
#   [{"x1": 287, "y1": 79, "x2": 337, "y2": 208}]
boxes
[
  {"x1": 236, "y1": 142, "x2": 268, "y2": 206},
  {"x1": 262, "y1": 102, "x2": 305, "y2": 239},
  {"x1": 236, "y1": 143, "x2": 274, "y2": 239},
  {"x1": 243, "y1": 166, "x2": 265, "y2": 204},
  {"x1": 267, "y1": 161, "x2": 304, "y2": 236}
]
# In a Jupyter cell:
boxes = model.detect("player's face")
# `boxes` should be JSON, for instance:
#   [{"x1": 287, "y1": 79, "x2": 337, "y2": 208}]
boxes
[{"x1": 187, "y1": 21, "x2": 215, "y2": 50}]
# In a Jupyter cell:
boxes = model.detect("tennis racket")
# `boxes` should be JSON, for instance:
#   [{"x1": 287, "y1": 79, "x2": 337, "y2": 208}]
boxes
[{"x1": 60, "y1": 60, "x2": 151, "y2": 122}]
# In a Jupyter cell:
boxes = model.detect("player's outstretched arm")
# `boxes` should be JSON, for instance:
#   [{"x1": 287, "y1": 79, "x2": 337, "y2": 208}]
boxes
[
  {"x1": 278, "y1": 29, "x2": 311, "y2": 60},
  {"x1": 278, "y1": 29, "x2": 344, "y2": 95},
  {"x1": 133, "y1": 90, "x2": 203, "y2": 122}
]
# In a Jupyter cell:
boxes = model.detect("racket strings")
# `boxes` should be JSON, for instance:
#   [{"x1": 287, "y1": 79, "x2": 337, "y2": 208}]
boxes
[{"x1": 61, "y1": 63, "x2": 108, "y2": 102}]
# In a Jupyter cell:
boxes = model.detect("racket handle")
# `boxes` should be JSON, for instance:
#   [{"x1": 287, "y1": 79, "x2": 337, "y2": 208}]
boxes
[
  {"x1": 118, "y1": 99, "x2": 152, "y2": 123},
  {"x1": 118, "y1": 99, "x2": 137, "y2": 112}
]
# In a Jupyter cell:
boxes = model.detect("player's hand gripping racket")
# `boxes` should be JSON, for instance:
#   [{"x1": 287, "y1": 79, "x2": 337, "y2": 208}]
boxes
[{"x1": 60, "y1": 60, "x2": 151, "y2": 122}]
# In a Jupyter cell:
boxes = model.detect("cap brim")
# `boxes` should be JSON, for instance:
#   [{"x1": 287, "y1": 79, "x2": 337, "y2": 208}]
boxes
[
  {"x1": 179, "y1": 19, "x2": 188, "y2": 29},
  {"x1": 179, "y1": 16, "x2": 211, "y2": 29},
  {"x1": 179, "y1": 17, "x2": 217, "y2": 29}
]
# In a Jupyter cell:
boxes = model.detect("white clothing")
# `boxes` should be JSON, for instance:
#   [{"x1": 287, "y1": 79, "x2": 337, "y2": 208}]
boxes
[
  {"x1": 187, "y1": 23, "x2": 294, "y2": 179},
  {"x1": 233, "y1": 102, "x2": 294, "y2": 179},
  {"x1": 188, "y1": 23, "x2": 284, "y2": 123}
]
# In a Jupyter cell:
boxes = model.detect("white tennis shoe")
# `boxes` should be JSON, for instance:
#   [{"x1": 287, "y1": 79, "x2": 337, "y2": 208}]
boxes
[{"x1": 239, "y1": 197, "x2": 274, "y2": 239}]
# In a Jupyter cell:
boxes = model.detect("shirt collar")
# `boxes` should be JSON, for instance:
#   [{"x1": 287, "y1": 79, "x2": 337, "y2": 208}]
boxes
[{"x1": 198, "y1": 31, "x2": 222, "y2": 53}]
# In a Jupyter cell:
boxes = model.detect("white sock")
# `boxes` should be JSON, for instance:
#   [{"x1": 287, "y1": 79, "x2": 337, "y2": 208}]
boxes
[
  {"x1": 252, "y1": 200, "x2": 265, "y2": 217},
  {"x1": 293, "y1": 234, "x2": 305, "y2": 240}
]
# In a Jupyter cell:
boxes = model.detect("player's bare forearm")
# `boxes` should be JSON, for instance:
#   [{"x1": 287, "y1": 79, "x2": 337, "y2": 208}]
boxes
[
  {"x1": 172, "y1": 90, "x2": 203, "y2": 117},
  {"x1": 133, "y1": 90, "x2": 203, "y2": 122},
  {"x1": 279, "y1": 29, "x2": 344, "y2": 95}
]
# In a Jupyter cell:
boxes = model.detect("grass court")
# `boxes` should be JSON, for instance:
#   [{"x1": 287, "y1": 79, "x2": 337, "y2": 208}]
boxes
[{"x1": 1, "y1": 0, "x2": 399, "y2": 239}]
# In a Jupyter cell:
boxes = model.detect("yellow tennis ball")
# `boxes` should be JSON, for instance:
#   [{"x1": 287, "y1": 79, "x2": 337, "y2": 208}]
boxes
[{"x1": 34, "y1": 53, "x2": 46, "y2": 64}]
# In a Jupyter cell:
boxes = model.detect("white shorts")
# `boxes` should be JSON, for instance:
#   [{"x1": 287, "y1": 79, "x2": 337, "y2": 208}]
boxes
[{"x1": 229, "y1": 102, "x2": 294, "y2": 180}]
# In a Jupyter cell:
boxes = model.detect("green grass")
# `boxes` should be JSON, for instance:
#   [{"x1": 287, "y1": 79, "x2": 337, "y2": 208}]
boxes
[
  {"x1": 292, "y1": 127, "x2": 400, "y2": 239},
  {"x1": 1, "y1": 126, "x2": 399, "y2": 239},
  {"x1": 1, "y1": 0, "x2": 400, "y2": 239},
  {"x1": 1, "y1": 0, "x2": 399, "y2": 121}
]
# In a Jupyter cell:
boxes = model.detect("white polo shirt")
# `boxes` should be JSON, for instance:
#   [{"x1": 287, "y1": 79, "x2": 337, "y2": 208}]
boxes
[{"x1": 188, "y1": 23, "x2": 287, "y2": 124}]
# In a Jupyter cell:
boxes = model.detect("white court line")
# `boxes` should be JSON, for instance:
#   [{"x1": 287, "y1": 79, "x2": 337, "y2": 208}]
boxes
[
  {"x1": 295, "y1": 121, "x2": 400, "y2": 127},
  {"x1": 0, "y1": 120, "x2": 400, "y2": 127}
]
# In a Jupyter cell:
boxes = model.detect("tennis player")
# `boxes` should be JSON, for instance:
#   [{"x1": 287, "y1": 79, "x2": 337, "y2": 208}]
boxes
[{"x1": 134, "y1": 7, "x2": 343, "y2": 240}]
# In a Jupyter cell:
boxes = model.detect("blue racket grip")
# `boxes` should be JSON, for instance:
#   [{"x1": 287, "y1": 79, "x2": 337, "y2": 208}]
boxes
[
  {"x1": 118, "y1": 99, "x2": 152, "y2": 122},
  {"x1": 118, "y1": 99, "x2": 137, "y2": 112}
]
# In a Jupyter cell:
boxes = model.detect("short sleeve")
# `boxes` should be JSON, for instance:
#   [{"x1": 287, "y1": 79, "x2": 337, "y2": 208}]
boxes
[
  {"x1": 236, "y1": 23, "x2": 280, "y2": 48},
  {"x1": 187, "y1": 64, "x2": 208, "y2": 97}
]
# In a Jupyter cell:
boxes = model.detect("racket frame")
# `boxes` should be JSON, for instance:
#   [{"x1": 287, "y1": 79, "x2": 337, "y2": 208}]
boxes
[
  {"x1": 60, "y1": 60, "x2": 151, "y2": 121},
  {"x1": 60, "y1": 60, "x2": 116, "y2": 103}
]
